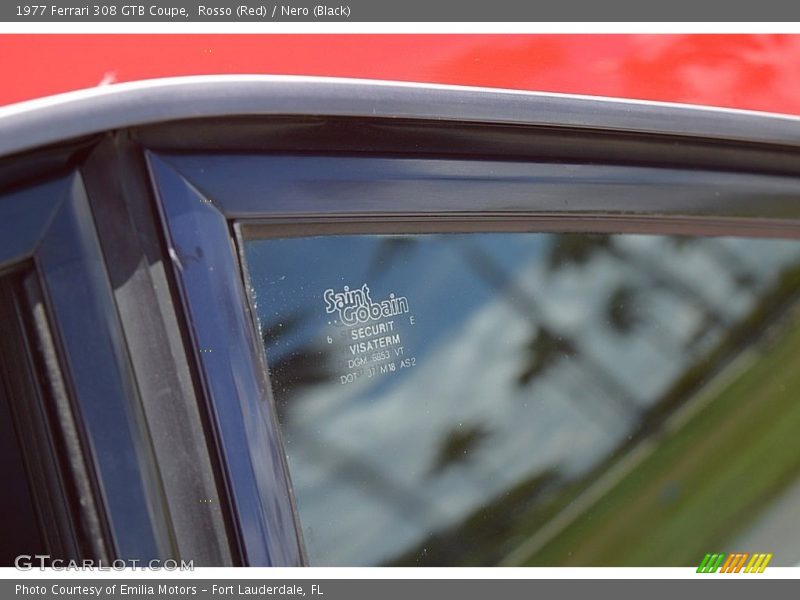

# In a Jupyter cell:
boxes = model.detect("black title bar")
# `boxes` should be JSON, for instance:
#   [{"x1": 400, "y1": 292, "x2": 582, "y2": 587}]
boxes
[{"x1": 4, "y1": 0, "x2": 800, "y2": 21}]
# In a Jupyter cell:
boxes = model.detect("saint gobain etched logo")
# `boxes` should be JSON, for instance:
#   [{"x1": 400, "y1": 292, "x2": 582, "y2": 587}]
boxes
[{"x1": 323, "y1": 284, "x2": 409, "y2": 326}]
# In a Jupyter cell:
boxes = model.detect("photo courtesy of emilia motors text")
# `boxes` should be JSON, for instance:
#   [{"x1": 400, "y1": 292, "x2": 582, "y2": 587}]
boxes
[{"x1": 2, "y1": 1, "x2": 800, "y2": 597}]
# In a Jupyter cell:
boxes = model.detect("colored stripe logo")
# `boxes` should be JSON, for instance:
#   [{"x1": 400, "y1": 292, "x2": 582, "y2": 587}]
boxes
[{"x1": 697, "y1": 552, "x2": 773, "y2": 573}]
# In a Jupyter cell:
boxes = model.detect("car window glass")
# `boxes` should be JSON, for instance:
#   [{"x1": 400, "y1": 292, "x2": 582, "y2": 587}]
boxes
[
  {"x1": 0, "y1": 276, "x2": 48, "y2": 565},
  {"x1": 242, "y1": 232, "x2": 800, "y2": 566}
]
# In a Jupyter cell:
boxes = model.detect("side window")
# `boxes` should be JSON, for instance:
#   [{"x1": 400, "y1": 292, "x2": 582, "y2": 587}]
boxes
[
  {"x1": 0, "y1": 273, "x2": 48, "y2": 564},
  {"x1": 241, "y1": 231, "x2": 800, "y2": 566},
  {"x1": 0, "y1": 268, "x2": 98, "y2": 564}
]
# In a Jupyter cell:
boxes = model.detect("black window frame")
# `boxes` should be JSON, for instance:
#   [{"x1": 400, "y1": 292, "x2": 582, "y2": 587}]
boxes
[
  {"x1": 0, "y1": 174, "x2": 168, "y2": 562},
  {"x1": 147, "y1": 151, "x2": 800, "y2": 567}
]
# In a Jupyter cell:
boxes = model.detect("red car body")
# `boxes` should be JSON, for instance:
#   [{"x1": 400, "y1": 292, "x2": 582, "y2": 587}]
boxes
[{"x1": 3, "y1": 34, "x2": 800, "y2": 115}]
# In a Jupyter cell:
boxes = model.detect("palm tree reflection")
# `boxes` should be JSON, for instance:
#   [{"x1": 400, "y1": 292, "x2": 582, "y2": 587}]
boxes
[
  {"x1": 429, "y1": 424, "x2": 492, "y2": 475},
  {"x1": 457, "y1": 238, "x2": 642, "y2": 420},
  {"x1": 518, "y1": 328, "x2": 577, "y2": 385},
  {"x1": 547, "y1": 234, "x2": 733, "y2": 334}
]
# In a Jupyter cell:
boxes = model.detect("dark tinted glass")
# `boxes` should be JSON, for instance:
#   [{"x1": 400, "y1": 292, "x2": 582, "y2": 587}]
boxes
[
  {"x1": 242, "y1": 232, "x2": 800, "y2": 566},
  {"x1": 0, "y1": 276, "x2": 47, "y2": 565},
  {"x1": 0, "y1": 383, "x2": 46, "y2": 565}
]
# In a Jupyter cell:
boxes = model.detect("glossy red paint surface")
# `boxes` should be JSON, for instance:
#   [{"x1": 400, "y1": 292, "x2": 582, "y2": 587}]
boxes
[{"x1": 3, "y1": 34, "x2": 800, "y2": 114}]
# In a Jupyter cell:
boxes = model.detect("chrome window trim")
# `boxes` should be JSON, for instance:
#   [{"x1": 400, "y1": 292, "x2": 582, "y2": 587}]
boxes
[{"x1": 2, "y1": 75, "x2": 800, "y2": 158}]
